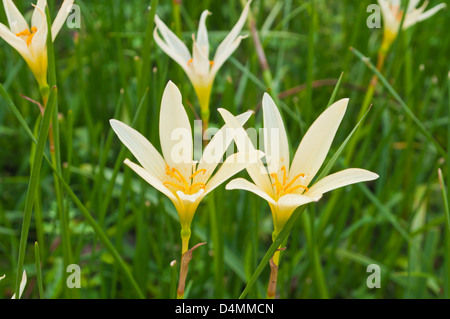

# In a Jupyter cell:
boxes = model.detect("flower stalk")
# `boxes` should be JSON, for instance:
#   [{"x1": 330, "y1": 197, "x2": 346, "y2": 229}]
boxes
[{"x1": 177, "y1": 242, "x2": 206, "y2": 299}]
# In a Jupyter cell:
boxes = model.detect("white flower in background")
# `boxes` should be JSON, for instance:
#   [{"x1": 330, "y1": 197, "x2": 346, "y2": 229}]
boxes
[
  {"x1": 154, "y1": 1, "x2": 251, "y2": 123},
  {"x1": 378, "y1": 0, "x2": 446, "y2": 45},
  {"x1": 0, "y1": 0, "x2": 74, "y2": 87}
]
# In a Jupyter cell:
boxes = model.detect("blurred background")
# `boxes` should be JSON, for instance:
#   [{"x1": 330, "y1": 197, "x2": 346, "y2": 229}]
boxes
[{"x1": 0, "y1": 0, "x2": 449, "y2": 298}]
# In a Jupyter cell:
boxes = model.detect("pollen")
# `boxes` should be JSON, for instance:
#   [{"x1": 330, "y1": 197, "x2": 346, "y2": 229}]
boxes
[
  {"x1": 164, "y1": 165, "x2": 206, "y2": 195},
  {"x1": 16, "y1": 27, "x2": 37, "y2": 46},
  {"x1": 270, "y1": 166, "x2": 309, "y2": 198},
  {"x1": 186, "y1": 58, "x2": 215, "y2": 68}
]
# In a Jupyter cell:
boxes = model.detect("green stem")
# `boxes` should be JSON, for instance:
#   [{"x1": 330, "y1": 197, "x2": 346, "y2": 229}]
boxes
[
  {"x1": 14, "y1": 87, "x2": 57, "y2": 298},
  {"x1": 34, "y1": 242, "x2": 44, "y2": 299}
]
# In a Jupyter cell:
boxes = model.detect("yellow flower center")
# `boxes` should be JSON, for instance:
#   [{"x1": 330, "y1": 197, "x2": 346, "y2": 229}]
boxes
[
  {"x1": 270, "y1": 166, "x2": 308, "y2": 198},
  {"x1": 163, "y1": 165, "x2": 207, "y2": 195},
  {"x1": 16, "y1": 27, "x2": 38, "y2": 46}
]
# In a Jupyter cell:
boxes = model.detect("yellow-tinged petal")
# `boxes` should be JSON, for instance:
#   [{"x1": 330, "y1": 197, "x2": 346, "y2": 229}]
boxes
[
  {"x1": 307, "y1": 168, "x2": 379, "y2": 198},
  {"x1": 159, "y1": 81, "x2": 193, "y2": 182},
  {"x1": 273, "y1": 194, "x2": 322, "y2": 230},
  {"x1": 289, "y1": 98, "x2": 348, "y2": 186},
  {"x1": 110, "y1": 119, "x2": 166, "y2": 179}
]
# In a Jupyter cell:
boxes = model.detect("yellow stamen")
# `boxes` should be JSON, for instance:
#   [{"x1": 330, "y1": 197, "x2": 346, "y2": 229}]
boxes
[
  {"x1": 190, "y1": 183, "x2": 206, "y2": 192},
  {"x1": 171, "y1": 167, "x2": 190, "y2": 190},
  {"x1": 16, "y1": 27, "x2": 37, "y2": 46},
  {"x1": 281, "y1": 166, "x2": 287, "y2": 185},
  {"x1": 271, "y1": 166, "x2": 309, "y2": 197},
  {"x1": 284, "y1": 173, "x2": 305, "y2": 191},
  {"x1": 209, "y1": 61, "x2": 214, "y2": 66},
  {"x1": 286, "y1": 184, "x2": 309, "y2": 193},
  {"x1": 189, "y1": 169, "x2": 206, "y2": 180},
  {"x1": 164, "y1": 181, "x2": 185, "y2": 191},
  {"x1": 165, "y1": 165, "x2": 208, "y2": 195},
  {"x1": 165, "y1": 165, "x2": 182, "y2": 182},
  {"x1": 270, "y1": 173, "x2": 283, "y2": 194}
]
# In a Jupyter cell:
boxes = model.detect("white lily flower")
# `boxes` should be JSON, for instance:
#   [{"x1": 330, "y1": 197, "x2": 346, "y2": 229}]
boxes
[
  {"x1": 0, "y1": 0, "x2": 74, "y2": 87},
  {"x1": 110, "y1": 81, "x2": 262, "y2": 253},
  {"x1": 378, "y1": 0, "x2": 446, "y2": 45},
  {"x1": 0, "y1": 274, "x2": 4, "y2": 281},
  {"x1": 11, "y1": 270, "x2": 27, "y2": 299},
  {"x1": 219, "y1": 94, "x2": 379, "y2": 236},
  {"x1": 154, "y1": 1, "x2": 251, "y2": 123}
]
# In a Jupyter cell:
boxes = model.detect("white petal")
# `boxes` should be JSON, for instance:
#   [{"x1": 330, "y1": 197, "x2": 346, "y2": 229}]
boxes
[
  {"x1": 29, "y1": 4, "x2": 48, "y2": 59},
  {"x1": 192, "y1": 36, "x2": 210, "y2": 76},
  {"x1": 159, "y1": 81, "x2": 193, "y2": 182},
  {"x1": 11, "y1": 270, "x2": 27, "y2": 299},
  {"x1": 277, "y1": 193, "x2": 321, "y2": 210},
  {"x1": 154, "y1": 15, "x2": 192, "y2": 64},
  {"x1": 289, "y1": 98, "x2": 348, "y2": 186},
  {"x1": 197, "y1": 111, "x2": 252, "y2": 185},
  {"x1": 0, "y1": 274, "x2": 5, "y2": 281},
  {"x1": 51, "y1": 0, "x2": 75, "y2": 41},
  {"x1": 196, "y1": 10, "x2": 210, "y2": 56},
  {"x1": 124, "y1": 159, "x2": 177, "y2": 203},
  {"x1": 416, "y1": 3, "x2": 447, "y2": 23},
  {"x1": 211, "y1": 34, "x2": 247, "y2": 78},
  {"x1": 2, "y1": 0, "x2": 29, "y2": 34},
  {"x1": 218, "y1": 108, "x2": 273, "y2": 195},
  {"x1": 110, "y1": 119, "x2": 166, "y2": 179},
  {"x1": 153, "y1": 27, "x2": 192, "y2": 76},
  {"x1": 307, "y1": 168, "x2": 379, "y2": 197},
  {"x1": 204, "y1": 150, "x2": 264, "y2": 197},
  {"x1": 226, "y1": 177, "x2": 276, "y2": 205},
  {"x1": 0, "y1": 22, "x2": 33, "y2": 61},
  {"x1": 378, "y1": 0, "x2": 398, "y2": 31},
  {"x1": 262, "y1": 93, "x2": 290, "y2": 174},
  {"x1": 31, "y1": 0, "x2": 47, "y2": 29},
  {"x1": 213, "y1": 0, "x2": 251, "y2": 63},
  {"x1": 407, "y1": 0, "x2": 421, "y2": 12}
]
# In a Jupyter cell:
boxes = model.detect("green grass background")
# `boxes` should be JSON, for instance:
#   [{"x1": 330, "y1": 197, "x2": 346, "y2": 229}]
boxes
[{"x1": 0, "y1": 0, "x2": 449, "y2": 299}]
